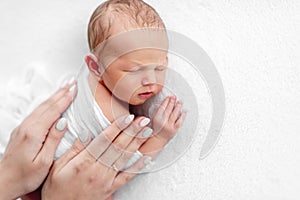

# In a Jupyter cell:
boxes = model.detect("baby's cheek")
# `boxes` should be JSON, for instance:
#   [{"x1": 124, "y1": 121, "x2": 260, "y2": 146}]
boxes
[
  {"x1": 156, "y1": 84, "x2": 164, "y2": 94},
  {"x1": 117, "y1": 83, "x2": 139, "y2": 100},
  {"x1": 156, "y1": 72, "x2": 166, "y2": 84}
]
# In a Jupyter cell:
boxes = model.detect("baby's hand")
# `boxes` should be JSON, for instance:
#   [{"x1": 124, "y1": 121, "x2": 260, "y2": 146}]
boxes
[
  {"x1": 138, "y1": 96, "x2": 186, "y2": 159},
  {"x1": 151, "y1": 96, "x2": 186, "y2": 145}
]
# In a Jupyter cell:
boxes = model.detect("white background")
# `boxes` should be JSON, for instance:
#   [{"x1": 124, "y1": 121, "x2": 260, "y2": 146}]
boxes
[{"x1": 0, "y1": 0, "x2": 300, "y2": 199}]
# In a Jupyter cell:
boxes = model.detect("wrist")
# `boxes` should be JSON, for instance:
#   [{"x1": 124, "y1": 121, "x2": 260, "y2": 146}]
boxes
[
  {"x1": 153, "y1": 132, "x2": 171, "y2": 147},
  {"x1": 139, "y1": 135, "x2": 168, "y2": 159},
  {"x1": 0, "y1": 161, "x2": 21, "y2": 200},
  {"x1": 0, "y1": 162, "x2": 12, "y2": 200}
]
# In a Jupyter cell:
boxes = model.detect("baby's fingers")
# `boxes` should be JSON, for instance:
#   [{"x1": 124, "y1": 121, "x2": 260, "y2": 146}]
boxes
[
  {"x1": 164, "y1": 96, "x2": 176, "y2": 117},
  {"x1": 174, "y1": 111, "x2": 187, "y2": 129},
  {"x1": 169, "y1": 101, "x2": 182, "y2": 123},
  {"x1": 159, "y1": 96, "x2": 170, "y2": 110},
  {"x1": 153, "y1": 97, "x2": 169, "y2": 120}
]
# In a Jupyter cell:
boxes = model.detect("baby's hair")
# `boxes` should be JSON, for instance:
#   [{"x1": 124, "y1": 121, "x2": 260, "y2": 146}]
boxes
[{"x1": 87, "y1": 0, "x2": 166, "y2": 51}]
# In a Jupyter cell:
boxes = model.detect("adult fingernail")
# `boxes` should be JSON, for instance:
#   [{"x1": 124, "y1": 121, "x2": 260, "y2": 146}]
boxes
[
  {"x1": 68, "y1": 76, "x2": 75, "y2": 84},
  {"x1": 140, "y1": 118, "x2": 150, "y2": 127},
  {"x1": 135, "y1": 150, "x2": 143, "y2": 157},
  {"x1": 55, "y1": 118, "x2": 67, "y2": 131},
  {"x1": 138, "y1": 156, "x2": 154, "y2": 173},
  {"x1": 122, "y1": 150, "x2": 143, "y2": 170},
  {"x1": 142, "y1": 128, "x2": 153, "y2": 138},
  {"x1": 78, "y1": 131, "x2": 89, "y2": 143},
  {"x1": 124, "y1": 114, "x2": 134, "y2": 124},
  {"x1": 143, "y1": 156, "x2": 152, "y2": 165},
  {"x1": 69, "y1": 84, "x2": 77, "y2": 92},
  {"x1": 60, "y1": 80, "x2": 68, "y2": 88}
]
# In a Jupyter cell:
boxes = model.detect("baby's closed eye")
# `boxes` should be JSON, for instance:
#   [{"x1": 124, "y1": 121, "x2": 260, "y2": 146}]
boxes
[
  {"x1": 124, "y1": 67, "x2": 141, "y2": 72},
  {"x1": 155, "y1": 65, "x2": 167, "y2": 71}
]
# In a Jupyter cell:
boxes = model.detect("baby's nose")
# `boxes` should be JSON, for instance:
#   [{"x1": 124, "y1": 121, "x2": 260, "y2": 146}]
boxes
[{"x1": 141, "y1": 71, "x2": 156, "y2": 85}]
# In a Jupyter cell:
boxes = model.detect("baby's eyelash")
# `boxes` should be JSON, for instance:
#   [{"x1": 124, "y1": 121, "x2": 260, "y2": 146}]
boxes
[
  {"x1": 124, "y1": 68, "x2": 141, "y2": 72},
  {"x1": 123, "y1": 65, "x2": 166, "y2": 72},
  {"x1": 155, "y1": 66, "x2": 167, "y2": 71}
]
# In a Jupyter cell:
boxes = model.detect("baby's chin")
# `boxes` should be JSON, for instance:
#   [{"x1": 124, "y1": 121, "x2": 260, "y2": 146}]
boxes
[
  {"x1": 117, "y1": 91, "x2": 159, "y2": 106},
  {"x1": 113, "y1": 96, "x2": 145, "y2": 107},
  {"x1": 128, "y1": 99, "x2": 147, "y2": 106},
  {"x1": 121, "y1": 97, "x2": 149, "y2": 106},
  {"x1": 128, "y1": 91, "x2": 162, "y2": 106}
]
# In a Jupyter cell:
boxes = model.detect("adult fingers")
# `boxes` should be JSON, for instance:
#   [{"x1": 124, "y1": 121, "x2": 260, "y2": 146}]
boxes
[
  {"x1": 31, "y1": 85, "x2": 77, "y2": 139},
  {"x1": 13, "y1": 86, "x2": 77, "y2": 159},
  {"x1": 51, "y1": 138, "x2": 89, "y2": 173},
  {"x1": 86, "y1": 114, "x2": 134, "y2": 160},
  {"x1": 97, "y1": 117, "x2": 150, "y2": 167},
  {"x1": 34, "y1": 118, "x2": 68, "y2": 165},
  {"x1": 112, "y1": 156, "x2": 151, "y2": 190},
  {"x1": 24, "y1": 79, "x2": 76, "y2": 124},
  {"x1": 111, "y1": 126, "x2": 153, "y2": 171}
]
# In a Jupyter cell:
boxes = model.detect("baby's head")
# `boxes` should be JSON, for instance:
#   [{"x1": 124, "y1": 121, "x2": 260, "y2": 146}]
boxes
[{"x1": 85, "y1": 0, "x2": 169, "y2": 105}]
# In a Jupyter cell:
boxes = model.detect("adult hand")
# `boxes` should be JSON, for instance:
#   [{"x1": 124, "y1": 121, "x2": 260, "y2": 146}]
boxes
[
  {"x1": 0, "y1": 80, "x2": 77, "y2": 200},
  {"x1": 42, "y1": 114, "x2": 153, "y2": 200}
]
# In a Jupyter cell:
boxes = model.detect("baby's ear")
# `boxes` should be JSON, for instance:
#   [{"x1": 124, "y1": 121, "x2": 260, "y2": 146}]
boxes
[{"x1": 85, "y1": 53, "x2": 103, "y2": 78}]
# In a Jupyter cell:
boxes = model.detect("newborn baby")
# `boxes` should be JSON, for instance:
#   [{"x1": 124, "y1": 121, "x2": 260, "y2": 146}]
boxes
[{"x1": 55, "y1": 0, "x2": 186, "y2": 171}]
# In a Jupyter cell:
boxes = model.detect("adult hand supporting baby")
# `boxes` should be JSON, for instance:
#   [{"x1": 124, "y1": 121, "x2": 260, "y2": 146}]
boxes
[
  {"x1": 0, "y1": 81, "x2": 77, "y2": 200},
  {"x1": 42, "y1": 115, "x2": 153, "y2": 200}
]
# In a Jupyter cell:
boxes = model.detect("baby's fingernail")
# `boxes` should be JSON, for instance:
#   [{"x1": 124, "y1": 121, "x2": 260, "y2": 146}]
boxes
[
  {"x1": 170, "y1": 96, "x2": 176, "y2": 103},
  {"x1": 55, "y1": 118, "x2": 67, "y2": 131},
  {"x1": 140, "y1": 118, "x2": 150, "y2": 127},
  {"x1": 124, "y1": 114, "x2": 134, "y2": 124},
  {"x1": 177, "y1": 100, "x2": 183, "y2": 105},
  {"x1": 142, "y1": 128, "x2": 153, "y2": 138},
  {"x1": 182, "y1": 109, "x2": 188, "y2": 113}
]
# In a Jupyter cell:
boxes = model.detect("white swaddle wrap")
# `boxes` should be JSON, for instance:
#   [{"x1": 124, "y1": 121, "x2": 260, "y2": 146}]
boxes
[{"x1": 55, "y1": 66, "x2": 111, "y2": 158}]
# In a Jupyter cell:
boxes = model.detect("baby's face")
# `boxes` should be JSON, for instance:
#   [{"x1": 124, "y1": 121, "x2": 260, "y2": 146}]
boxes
[{"x1": 100, "y1": 48, "x2": 168, "y2": 105}]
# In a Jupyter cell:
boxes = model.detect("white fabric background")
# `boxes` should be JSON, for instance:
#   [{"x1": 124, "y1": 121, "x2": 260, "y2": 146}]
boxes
[{"x1": 0, "y1": 0, "x2": 300, "y2": 199}]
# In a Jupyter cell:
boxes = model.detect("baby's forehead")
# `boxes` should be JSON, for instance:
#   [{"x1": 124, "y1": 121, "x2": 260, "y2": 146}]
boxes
[
  {"x1": 95, "y1": 29, "x2": 168, "y2": 66},
  {"x1": 120, "y1": 49, "x2": 168, "y2": 61}
]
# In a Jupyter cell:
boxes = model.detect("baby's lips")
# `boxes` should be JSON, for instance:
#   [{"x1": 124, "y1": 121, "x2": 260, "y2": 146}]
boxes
[
  {"x1": 138, "y1": 92, "x2": 154, "y2": 99},
  {"x1": 138, "y1": 91, "x2": 154, "y2": 95}
]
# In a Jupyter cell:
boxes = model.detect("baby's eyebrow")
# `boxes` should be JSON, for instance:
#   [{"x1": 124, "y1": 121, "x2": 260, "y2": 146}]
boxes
[
  {"x1": 129, "y1": 60, "x2": 144, "y2": 65},
  {"x1": 129, "y1": 60, "x2": 166, "y2": 67}
]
